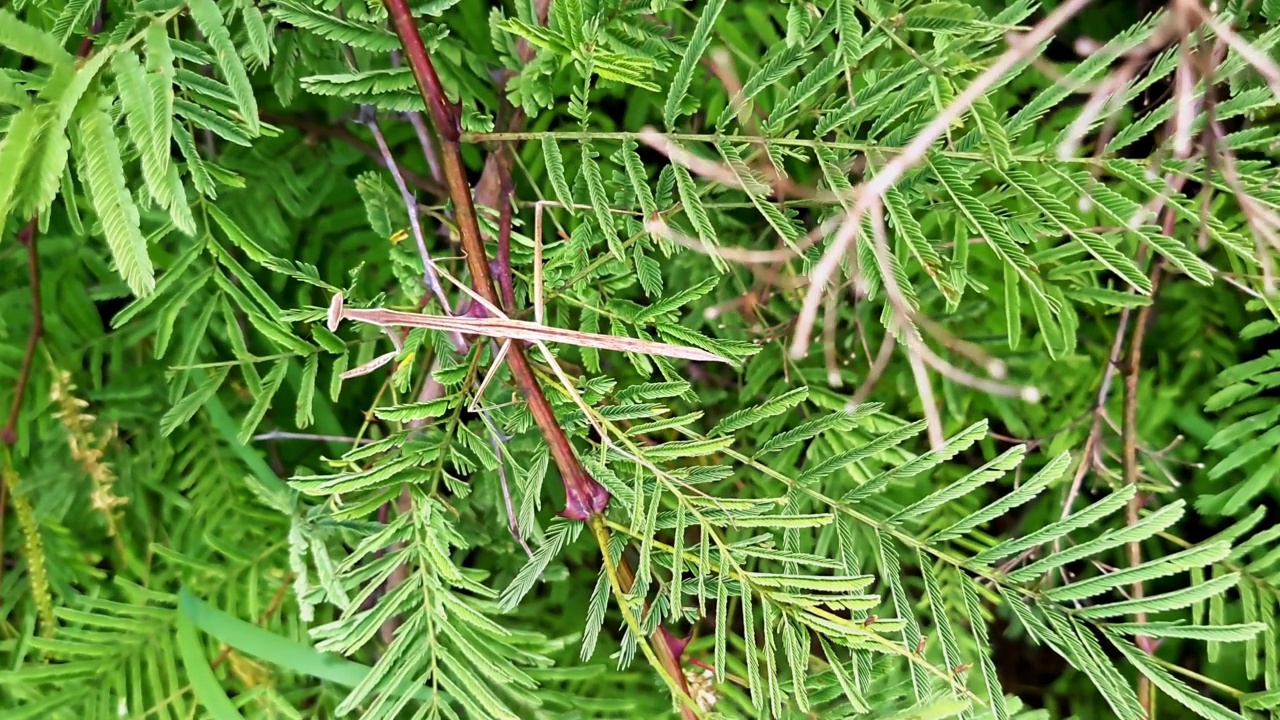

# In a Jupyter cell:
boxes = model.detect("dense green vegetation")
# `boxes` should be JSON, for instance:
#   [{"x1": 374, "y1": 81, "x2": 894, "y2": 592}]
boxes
[{"x1": 3, "y1": 0, "x2": 1280, "y2": 717}]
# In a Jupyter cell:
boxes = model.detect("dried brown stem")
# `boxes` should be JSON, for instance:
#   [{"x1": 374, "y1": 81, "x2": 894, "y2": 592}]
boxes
[
  {"x1": 360, "y1": 107, "x2": 453, "y2": 311},
  {"x1": 382, "y1": 0, "x2": 607, "y2": 520},
  {"x1": 2, "y1": 220, "x2": 42, "y2": 448}
]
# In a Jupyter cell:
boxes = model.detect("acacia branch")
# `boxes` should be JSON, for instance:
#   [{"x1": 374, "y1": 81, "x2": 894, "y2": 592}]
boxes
[{"x1": 382, "y1": 0, "x2": 607, "y2": 520}]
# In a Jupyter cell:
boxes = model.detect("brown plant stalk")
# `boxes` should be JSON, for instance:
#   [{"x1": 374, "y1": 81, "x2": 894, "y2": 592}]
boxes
[{"x1": 381, "y1": 0, "x2": 606, "y2": 520}]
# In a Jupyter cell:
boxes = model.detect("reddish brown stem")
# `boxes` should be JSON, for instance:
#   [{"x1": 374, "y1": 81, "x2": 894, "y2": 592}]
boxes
[
  {"x1": 2, "y1": 219, "x2": 43, "y2": 447},
  {"x1": 382, "y1": 0, "x2": 607, "y2": 520}
]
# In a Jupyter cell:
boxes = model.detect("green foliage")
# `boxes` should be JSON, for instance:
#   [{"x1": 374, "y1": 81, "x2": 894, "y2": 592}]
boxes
[{"x1": 3, "y1": 0, "x2": 1280, "y2": 719}]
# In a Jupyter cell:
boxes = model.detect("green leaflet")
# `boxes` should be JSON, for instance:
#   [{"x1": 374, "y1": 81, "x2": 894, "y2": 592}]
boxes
[
  {"x1": 113, "y1": 50, "x2": 195, "y2": 235},
  {"x1": 188, "y1": 0, "x2": 260, "y2": 135},
  {"x1": 711, "y1": 386, "x2": 809, "y2": 437},
  {"x1": 579, "y1": 140, "x2": 620, "y2": 259},
  {"x1": 664, "y1": 0, "x2": 727, "y2": 128},
  {"x1": 541, "y1": 136, "x2": 574, "y2": 210}
]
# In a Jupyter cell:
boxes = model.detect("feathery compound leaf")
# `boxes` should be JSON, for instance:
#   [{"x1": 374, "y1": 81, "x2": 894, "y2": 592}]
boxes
[
  {"x1": 238, "y1": 3, "x2": 272, "y2": 68},
  {"x1": 766, "y1": 50, "x2": 843, "y2": 128},
  {"x1": 238, "y1": 360, "x2": 289, "y2": 444},
  {"x1": 1106, "y1": 623, "x2": 1265, "y2": 641},
  {"x1": 500, "y1": 520, "x2": 580, "y2": 611},
  {"x1": 747, "y1": 571, "x2": 874, "y2": 593},
  {"x1": 0, "y1": 107, "x2": 44, "y2": 231},
  {"x1": 711, "y1": 386, "x2": 808, "y2": 437},
  {"x1": 1109, "y1": 635, "x2": 1246, "y2": 720},
  {"x1": 805, "y1": 420, "x2": 928, "y2": 486},
  {"x1": 756, "y1": 403, "x2": 880, "y2": 456},
  {"x1": 1045, "y1": 610, "x2": 1145, "y2": 720},
  {"x1": 189, "y1": 0, "x2": 260, "y2": 135},
  {"x1": 77, "y1": 107, "x2": 155, "y2": 297},
  {"x1": 672, "y1": 163, "x2": 726, "y2": 272},
  {"x1": 720, "y1": 43, "x2": 807, "y2": 131},
  {"x1": 962, "y1": 576, "x2": 1009, "y2": 720},
  {"x1": 161, "y1": 368, "x2": 230, "y2": 436},
  {"x1": 1001, "y1": 168, "x2": 1151, "y2": 293},
  {"x1": 19, "y1": 46, "x2": 118, "y2": 220},
  {"x1": 645, "y1": 436, "x2": 735, "y2": 461},
  {"x1": 884, "y1": 186, "x2": 949, "y2": 296},
  {"x1": 1049, "y1": 167, "x2": 1213, "y2": 285},
  {"x1": 664, "y1": 0, "x2": 726, "y2": 128},
  {"x1": 929, "y1": 159, "x2": 1048, "y2": 306},
  {"x1": 877, "y1": 535, "x2": 929, "y2": 698},
  {"x1": 970, "y1": 96, "x2": 1013, "y2": 168},
  {"x1": 916, "y1": 560, "x2": 961, "y2": 688},
  {"x1": 269, "y1": 0, "x2": 400, "y2": 51},
  {"x1": 634, "y1": 276, "x2": 718, "y2": 323},
  {"x1": 970, "y1": 485, "x2": 1137, "y2": 566},
  {"x1": 374, "y1": 398, "x2": 454, "y2": 422},
  {"x1": 718, "y1": 141, "x2": 804, "y2": 245},
  {"x1": 113, "y1": 51, "x2": 194, "y2": 235},
  {"x1": 845, "y1": 419, "x2": 986, "y2": 502},
  {"x1": 619, "y1": 140, "x2": 657, "y2": 219},
  {"x1": 616, "y1": 381, "x2": 691, "y2": 402}
]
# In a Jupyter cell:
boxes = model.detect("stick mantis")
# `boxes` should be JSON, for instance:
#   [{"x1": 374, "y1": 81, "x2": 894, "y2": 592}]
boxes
[{"x1": 328, "y1": 199, "x2": 732, "y2": 540}]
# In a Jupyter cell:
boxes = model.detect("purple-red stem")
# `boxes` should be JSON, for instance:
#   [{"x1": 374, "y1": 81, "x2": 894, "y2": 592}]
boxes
[
  {"x1": 1, "y1": 220, "x2": 42, "y2": 447},
  {"x1": 382, "y1": 0, "x2": 606, "y2": 520}
]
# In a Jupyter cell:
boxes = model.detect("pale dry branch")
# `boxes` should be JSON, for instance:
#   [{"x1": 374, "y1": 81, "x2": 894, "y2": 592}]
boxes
[
  {"x1": 792, "y1": 0, "x2": 1095, "y2": 355},
  {"x1": 1182, "y1": 0, "x2": 1280, "y2": 101}
]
